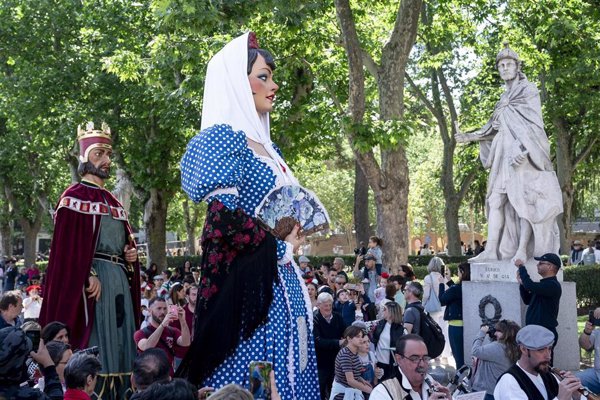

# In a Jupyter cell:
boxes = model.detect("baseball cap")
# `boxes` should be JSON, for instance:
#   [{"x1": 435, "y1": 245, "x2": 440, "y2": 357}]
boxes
[
  {"x1": 533, "y1": 253, "x2": 562, "y2": 269},
  {"x1": 298, "y1": 255, "x2": 310, "y2": 263},
  {"x1": 363, "y1": 254, "x2": 376, "y2": 261}
]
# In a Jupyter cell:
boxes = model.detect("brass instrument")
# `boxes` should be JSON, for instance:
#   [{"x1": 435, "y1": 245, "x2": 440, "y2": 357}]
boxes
[{"x1": 551, "y1": 367, "x2": 600, "y2": 400}]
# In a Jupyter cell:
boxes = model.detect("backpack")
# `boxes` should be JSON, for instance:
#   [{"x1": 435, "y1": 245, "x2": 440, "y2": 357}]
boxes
[{"x1": 406, "y1": 303, "x2": 445, "y2": 358}]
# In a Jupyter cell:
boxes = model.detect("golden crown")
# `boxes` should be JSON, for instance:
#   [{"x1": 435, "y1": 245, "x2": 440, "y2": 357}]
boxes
[{"x1": 77, "y1": 121, "x2": 111, "y2": 140}]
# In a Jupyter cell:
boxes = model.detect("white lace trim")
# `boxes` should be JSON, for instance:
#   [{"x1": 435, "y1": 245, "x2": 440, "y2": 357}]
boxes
[
  {"x1": 277, "y1": 241, "x2": 294, "y2": 266},
  {"x1": 202, "y1": 187, "x2": 239, "y2": 202},
  {"x1": 278, "y1": 269, "x2": 297, "y2": 397}
]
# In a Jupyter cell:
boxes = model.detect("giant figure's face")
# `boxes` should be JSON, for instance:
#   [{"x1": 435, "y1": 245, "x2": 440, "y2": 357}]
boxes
[
  {"x1": 498, "y1": 58, "x2": 518, "y2": 82},
  {"x1": 248, "y1": 54, "x2": 279, "y2": 114}
]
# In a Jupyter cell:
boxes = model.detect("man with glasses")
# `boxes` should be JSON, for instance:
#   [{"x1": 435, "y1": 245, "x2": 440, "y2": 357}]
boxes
[
  {"x1": 494, "y1": 325, "x2": 581, "y2": 400},
  {"x1": 403, "y1": 281, "x2": 424, "y2": 335},
  {"x1": 514, "y1": 253, "x2": 562, "y2": 362},
  {"x1": 370, "y1": 334, "x2": 450, "y2": 399}
]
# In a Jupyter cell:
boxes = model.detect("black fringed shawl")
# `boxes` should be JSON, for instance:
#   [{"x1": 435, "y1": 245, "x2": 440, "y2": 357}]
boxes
[{"x1": 176, "y1": 200, "x2": 278, "y2": 385}]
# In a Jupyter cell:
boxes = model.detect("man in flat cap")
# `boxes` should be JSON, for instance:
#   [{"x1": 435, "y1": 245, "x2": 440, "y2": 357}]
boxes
[
  {"x1": 494, "y1": 325, "x2": 582, "y2": 400},
  {"x1": 515, "y1": 253, "x2": 562, "y2": 362},
  {"x1": 298, "y1": 255, "x2": 310, "y2": 274}
]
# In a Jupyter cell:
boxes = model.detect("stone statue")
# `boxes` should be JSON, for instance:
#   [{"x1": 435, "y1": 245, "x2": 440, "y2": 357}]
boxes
[{"x1": 455, "y1": 43, "x2": 563, "y2": 263}]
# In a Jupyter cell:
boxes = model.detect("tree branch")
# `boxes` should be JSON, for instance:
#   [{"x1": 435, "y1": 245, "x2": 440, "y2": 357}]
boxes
[
  {"x1": 458, "y1": 169, "x2": 478, "y2": 201},
  {"x1": 387, "y1": 0, "x2": 424, "y2": 60},
  {"x1": 406, "y1": 73, "x2": 437, "y2": 117},
  {"x1": 574, "y1": 135, "x2": 599, "y2": 167},
  {"x1": 437, "y1": 68, "x2": 458, "y2": 129},
  {"x1": 334, "y1": 0, "x2": 366, "y2": 121},
  {"x1": 361, "y1": 49, "x2": 379, "y2": 81}
]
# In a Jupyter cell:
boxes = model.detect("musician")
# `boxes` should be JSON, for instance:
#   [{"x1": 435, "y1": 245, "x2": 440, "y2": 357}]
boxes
[
  {"x1": 494, "y1": 324, "x2": 583, "y2": 400},
  {"x1": 370, "y1": 334, "x2": 451, "y2": 399}
]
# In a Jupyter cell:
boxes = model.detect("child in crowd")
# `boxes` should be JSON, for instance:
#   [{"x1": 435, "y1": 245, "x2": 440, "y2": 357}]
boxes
[
  {"x1": 334, "y1": 289, "x2": 356, "y2": 327},
  {"x1": 330, "y1": 326, "x2": 373, "y2": 399},
  {"x1": 23, "y1": 285, "x2": 43, "y2": 322},
  {"x1": 373, "y1": 273, "x2": 390, "y2": 306},
  {"x1": 366, "y1": 236, "x2": 384, "y2": 276}
]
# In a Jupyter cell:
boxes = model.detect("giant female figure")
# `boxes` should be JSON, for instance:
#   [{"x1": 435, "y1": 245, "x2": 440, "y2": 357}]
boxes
[{"x1": 177, "y1": 33, "x2": 320, "y2": 400}]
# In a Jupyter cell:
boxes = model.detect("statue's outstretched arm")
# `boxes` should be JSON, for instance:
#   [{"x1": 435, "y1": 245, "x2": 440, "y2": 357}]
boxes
[{"x1": 454, "y1": 120, "x2": 494, "y2": 143}]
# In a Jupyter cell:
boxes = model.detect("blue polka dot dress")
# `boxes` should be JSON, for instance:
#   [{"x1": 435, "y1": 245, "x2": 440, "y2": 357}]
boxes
[{"x1": 181, "y1": 124, "x2": 321, "y2": 399}]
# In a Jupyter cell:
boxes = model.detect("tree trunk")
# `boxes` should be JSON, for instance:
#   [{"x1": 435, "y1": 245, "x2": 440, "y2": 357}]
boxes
[
  {"x1": 335, "y1": 0, "x2": 422, "y2": 270},
  {"x1": 21, "y1": 218, "x2": 42, "y2": 267},
  {"x1": 444, "y1": 197, "x2": 462, "y2": 256},
  {"x1": 143, "y1": 188, "x2": 168, "y2": 270},
  {"x1": 3, "y1": 185, "x2": 44, "y2": 265},
  {"x1": 554, "y1": 117, "x2": 574, "y2": 254},
  {"x1": 0, "y1": 193, "x2": 12, "y2": 256},
  {"x1": 372, "y1": 149, "x2": 410, "y2": 273},
  {"x1": 182, "y1": 198, "x2": 197, "y2": 255},
  {"x1": 112, "y1": 169, "x2": 134, "y2": 214},
  {"x1": 353, "y1": 159, "x2": 371, "y2": 246}
]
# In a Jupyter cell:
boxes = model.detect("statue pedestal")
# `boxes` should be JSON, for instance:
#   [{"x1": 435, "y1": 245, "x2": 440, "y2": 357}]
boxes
[
  {"x1": 469, "y1": 259, "x2": 563, "y2": 283},
  {"x1": 461, "y1": 279, "x2": 579, "y2": 371}
]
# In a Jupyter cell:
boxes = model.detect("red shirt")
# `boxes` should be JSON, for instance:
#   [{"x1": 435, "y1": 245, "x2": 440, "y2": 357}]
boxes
[
  {"x1": 133, "y1": 324, "x2": 183, "y2": 372},
  {"x1": 64, "y1": 389, "x2": 91, "y2": 400}
]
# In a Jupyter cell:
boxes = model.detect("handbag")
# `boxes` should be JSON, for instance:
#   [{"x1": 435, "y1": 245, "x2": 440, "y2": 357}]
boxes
[{"x1": 424, "y1": 275, "x2": 442, "y2": 313}]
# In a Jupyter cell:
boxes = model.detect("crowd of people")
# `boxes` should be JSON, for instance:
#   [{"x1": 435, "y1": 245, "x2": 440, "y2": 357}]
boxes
[
  {"x1": 0, "y1": 259, "x2": 287, "y2": 399},
  {"x1": 2, "y1": 31, "x2": 599, "y2": 400},
  {"x1": 2, "y1": 249, "x2": 597, "y2": 399}
]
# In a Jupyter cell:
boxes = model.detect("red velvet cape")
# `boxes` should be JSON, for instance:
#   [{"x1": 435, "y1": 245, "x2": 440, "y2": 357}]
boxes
[{"x1": 39, "y1": 181, "x2": 141, "y2": 350}]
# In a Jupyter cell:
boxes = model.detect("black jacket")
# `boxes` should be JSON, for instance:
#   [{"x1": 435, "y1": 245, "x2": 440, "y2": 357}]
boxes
[
  {"x1": 518, "y1": 266, "x2": 561, "y2": 330},
  {"x1": 373, "y1": 319, "x2": 404, "y2": 365},
  {"x1": 313, "y1": 310, "x2": 346, "y2": 372},
  {"x1": 0, "y1": 365, "x2": 63, "y2": 400},
  {"x1": 439, "y1": 280, "x2": 463, "y2": 321}
]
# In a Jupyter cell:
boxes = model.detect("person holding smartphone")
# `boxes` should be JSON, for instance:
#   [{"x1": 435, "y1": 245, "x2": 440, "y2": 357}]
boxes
[
  {"x1": 576, "y1": 307, "x2": 600, "y2": 394},
  {"x1": 134, "y1": 297, "x2": 190, "y2": 374}
]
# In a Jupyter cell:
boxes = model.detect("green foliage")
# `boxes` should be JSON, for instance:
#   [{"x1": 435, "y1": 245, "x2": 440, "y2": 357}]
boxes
[{"x1": 564, "y1": 265, "x2": 600, "y2": 309}]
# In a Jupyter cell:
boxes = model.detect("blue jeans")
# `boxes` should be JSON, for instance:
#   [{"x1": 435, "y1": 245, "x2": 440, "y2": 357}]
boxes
[
  {"x1": 576, "y1": 368, "x2": 600, "y2": 394},
  {"x1": 449, "y1": 325, "x2": 464, "y2": 369}
]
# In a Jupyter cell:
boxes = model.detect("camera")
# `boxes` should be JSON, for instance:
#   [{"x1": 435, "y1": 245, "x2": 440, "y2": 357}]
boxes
[
  {"x1": 354, "y1": 247, "x2": 367, "y2": 256},
  {"x1": 76, "y1": 346, "x2": 100, "y2": 356},
  {"x1": 486, "y1": 325, "x2": 497, "y2": 341}
]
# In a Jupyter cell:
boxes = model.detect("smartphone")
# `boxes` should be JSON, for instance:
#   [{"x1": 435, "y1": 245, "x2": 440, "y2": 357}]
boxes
[
  {"x1": 25, "y1": 330, "x2": 41, "y2": 352},
  {"x1": 169, "y1": 305, "x2": 178, "y2": 316},
  {"x1": 248, "y1": 361, "x2": 272, "y2": 400},
  {"x1": 589, "y1": 310, "x2": 600, "y2": 326}
]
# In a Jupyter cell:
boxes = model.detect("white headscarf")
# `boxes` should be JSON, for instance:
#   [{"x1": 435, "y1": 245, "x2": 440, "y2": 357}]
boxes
[{"x1": 200, "y1": 32, "x2": 297, "y2": 185}]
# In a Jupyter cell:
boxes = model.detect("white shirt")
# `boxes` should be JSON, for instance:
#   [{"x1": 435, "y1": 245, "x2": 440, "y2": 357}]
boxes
[
  {"x1": 375, "y1": 323, "x2": 392, "y2": 364},
  {"x1": 23, "y1": 297, "x2": 42, "y2": 319},
  {"x1": 370, "y1": 370, "x2": 433, "y2": 400},
  {"x1": 494, "y1": 362, "x2": 559, "y2": 400},
  {"x1": 582, "y1": 248, "x2": 600, "y2": 265}
]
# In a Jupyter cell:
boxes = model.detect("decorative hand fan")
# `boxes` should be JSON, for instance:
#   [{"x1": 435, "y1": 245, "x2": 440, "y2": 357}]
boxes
[{"x1": 256, "y1": 185, "x2": 330, "y2": 240}]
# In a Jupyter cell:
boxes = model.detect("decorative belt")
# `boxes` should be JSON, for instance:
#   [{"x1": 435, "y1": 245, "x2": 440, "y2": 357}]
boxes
[{"x1": 93, "y1": 252, "x2": 125, "y2": 266}]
